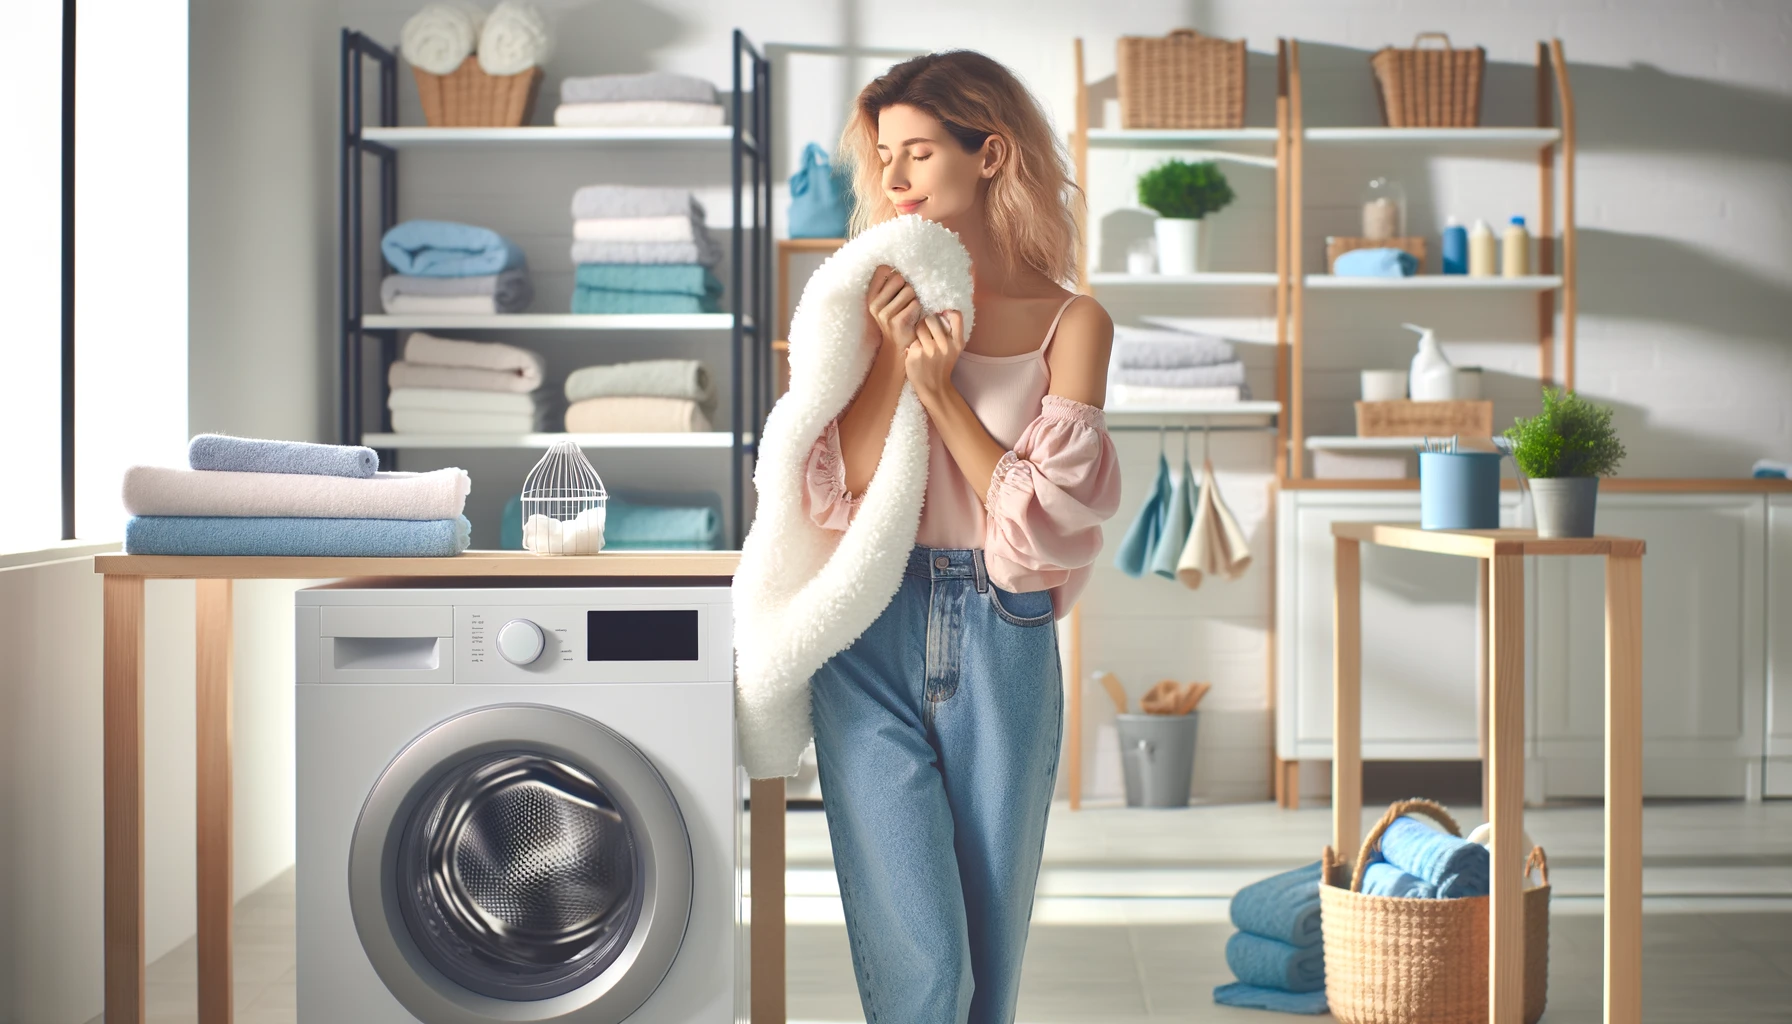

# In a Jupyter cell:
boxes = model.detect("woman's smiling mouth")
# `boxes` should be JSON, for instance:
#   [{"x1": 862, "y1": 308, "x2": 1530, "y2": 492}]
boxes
[{"x1": 893, "y1": 197, "x2": 926, "y2": 214}]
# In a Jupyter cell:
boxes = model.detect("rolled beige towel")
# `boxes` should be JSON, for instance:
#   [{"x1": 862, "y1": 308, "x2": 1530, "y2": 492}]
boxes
[{"x1": 565, "y1": 396, "x2": 711, "y2": 433}]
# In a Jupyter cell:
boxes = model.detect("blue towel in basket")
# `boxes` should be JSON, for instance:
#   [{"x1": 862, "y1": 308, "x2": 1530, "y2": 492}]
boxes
[
  {"x1": 1224, "y1": 931, "x2": 1325, "y2": 994},
  {"x1": 1229, "y1": 861, "x2": 1323, "y2": 948},
  {"x1": 187, "y1": 434, "x2": 377, "y2": 478},
  {"x1": 1362, "y1": 853, "x2": 1439, "y2": 898},
  {"x1": 124, "y1": 515, "x2": 470, "y2": 557},
  {"x1": 1213, "y1": 982, "x2": 1330, "y2": 1015},
  {"x1": 1378, "y1": 815, "x2": 1489, "y2": 898}
]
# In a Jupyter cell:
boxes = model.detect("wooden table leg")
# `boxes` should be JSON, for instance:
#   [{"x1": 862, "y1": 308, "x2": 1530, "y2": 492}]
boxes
[
  {"x1": 1332, "y1": 538, "x2": 1362, "y2": 868},
  {"x1": 104, "y1": 575, "x2": 146, "y2": 1024},
  {"x1": 750, "y1": 777, "x2": 786, "y2": 1024},
  {"x1": 1478, "y1": 558, "x2": 1491, "y2": 813},
  {"x1": 197, "y1": 579, "x2": 235, "y2": 1024},
  {"x1": 1487, "y1": 554, "x2": 1527, "y2": 1024},
  {"x1": 1605, "y1": 555, "x2": 1644, "y2": 1024}
]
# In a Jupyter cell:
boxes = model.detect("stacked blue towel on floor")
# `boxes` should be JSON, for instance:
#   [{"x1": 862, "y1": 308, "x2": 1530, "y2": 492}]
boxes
[
  {"x1": 379, "y1": 220, "x2": 533, "y2": 314},
  {"x1": 1359, "y1": 815, "x2": 1490, "y2": 899},
  {"x1": 1213, "y1": 861, "x2": 1330, "y2": 1015},
  {"x1": 123, "y1": 436, "x2": 472, "y2": 557},
  {"x1": 568, "y1": 185, "x2": 723, "y2": 314}
]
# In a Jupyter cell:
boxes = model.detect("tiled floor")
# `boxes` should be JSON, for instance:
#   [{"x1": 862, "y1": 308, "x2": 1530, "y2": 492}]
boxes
[{"x1": 110, "y1": 799, "x2": 1792, "y2": 1023}]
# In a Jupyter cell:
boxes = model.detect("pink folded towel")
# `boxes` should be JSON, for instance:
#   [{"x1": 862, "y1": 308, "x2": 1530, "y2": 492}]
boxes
[
  {"x1": 564, "y1": 396, "x2": 712, "y2": 433},
  {"x1": 122, "y1": 466, "x2": 469, "y2": 520}
]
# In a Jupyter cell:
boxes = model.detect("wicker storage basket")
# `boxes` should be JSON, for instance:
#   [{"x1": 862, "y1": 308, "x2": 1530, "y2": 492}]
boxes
[
  {"x1": 1116, "y1": 29, "x2": 1246, "y2": 129},
  {"x1": 1356, "y1": 400, "x2": 1493, "y2": 438},
  {"x1": 1369, "y1": 34, "x2": 1485, "y2": 128},
  {"x1": 412, "y1": 56, "x2": 543, "y2": 127},
  {"x1": 1327, "y1": 236, "x2": 1428, "y2": 273},
  {"x1": 1321, "y1": 800, "x2": 1549, "y2": 1024}
]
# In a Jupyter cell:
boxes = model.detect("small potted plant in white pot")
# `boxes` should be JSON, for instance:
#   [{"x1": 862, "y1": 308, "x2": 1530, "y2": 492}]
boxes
[
  {"x1": 1504, "y1": 387, "x2": 1627, "y2": 538},
  {"x1": 1137, "y1": 159, "x2": 1235, "y2": 275}
]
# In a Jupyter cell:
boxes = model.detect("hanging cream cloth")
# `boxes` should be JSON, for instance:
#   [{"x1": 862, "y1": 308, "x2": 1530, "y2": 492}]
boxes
[{"x1": 1176, "y1": 457, "x2": 1252, "y2": 588}]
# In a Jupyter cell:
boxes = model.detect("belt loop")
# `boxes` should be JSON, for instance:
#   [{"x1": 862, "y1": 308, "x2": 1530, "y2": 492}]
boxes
[{"x1": 972, "y1": 549, "x2": 989, "y2": 593}]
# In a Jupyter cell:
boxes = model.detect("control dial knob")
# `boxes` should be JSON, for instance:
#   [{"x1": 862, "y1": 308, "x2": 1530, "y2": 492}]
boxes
[{"x1": 496, "y1": 619, "x2": 546, "y2": 666}]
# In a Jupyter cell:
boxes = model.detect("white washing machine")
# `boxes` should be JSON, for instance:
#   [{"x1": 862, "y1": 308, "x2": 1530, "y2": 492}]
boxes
[{"x1": 295, "y1": 581, "x2": 745, "y2": 1024}]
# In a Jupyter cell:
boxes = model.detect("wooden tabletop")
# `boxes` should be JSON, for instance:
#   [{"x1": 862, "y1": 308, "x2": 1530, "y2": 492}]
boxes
[
  {"x1": 93, "y1": 549, "x2": 742, "y2": 579},
  {"x1": 1330, "y1": 523, "x2": 1646, "y2": 558}
]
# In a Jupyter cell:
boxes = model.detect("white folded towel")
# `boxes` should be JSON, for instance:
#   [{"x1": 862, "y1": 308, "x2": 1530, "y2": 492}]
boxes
[
  {"x1": 123, "y1": 466, "x2": 469, "y2": 520},
  {"x1": 477, "y1": 0, "x2": 550, "y2": 75},
  {"x1": 388, "y1": 362, "x2": 541, "y2": 393},
  {"x1": 553, "y1": 101, "x2": 725, "y2": 128},
  {"x1": 405, "y1": 332, "x2": 545, "y2": 377},
  {"x1": 392, "y1": 409, "x2": 541, "y2": 434},
  {"x1": 1108, "y1": 384, "x2": 1246, "y2": 407},
  {"x1": 388, "y1": 387, "x2": 543, "y2": 415},
  {"x1": 382, "y1": 294, "x2": 503, "y2": 315},
  {"x1": 401, "y1": 1, "x2": 485, "y2": 76},
  {"x1": 571, "y1": 216, "x2": 699, "y2": 243}
]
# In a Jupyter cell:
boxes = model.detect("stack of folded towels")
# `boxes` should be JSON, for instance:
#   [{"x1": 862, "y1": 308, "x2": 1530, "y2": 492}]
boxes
[
  {"x1": 1214, "y1": 862, "x2": 1328, "y2": 1015},
  {"x1": 1107, "y1": 326, "x2": 1250, "y2": 408},
  {"x1": 554, "y1": 70, "x2": 724, "y2": 128},
  {"x1": 389, "y1": 333, "x2": 547, "y2": 434},
  {"x1": 122, "y1": 435, "x2": 470, "y2": 557},
  {"x1": 1359, "y1": 815, "x2": 1491, "y2": 899},
  {"x1": 500, "y1": 491, "x2": 722, "y2": 551},
  {"x1": 562, "y1": 358, "x2": 714, "y2": 433},
  {"x1": 569, "y1": 185, "x2": 722, "y2": 315},
  {"x1": 380, "y1": 219, "x2": 533, "y2": 315}
]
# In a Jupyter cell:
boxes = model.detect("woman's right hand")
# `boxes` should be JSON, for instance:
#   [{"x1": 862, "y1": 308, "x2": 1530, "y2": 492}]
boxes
[{"x1": 867, "y1": 265, "x2": 922, "y2": 354}]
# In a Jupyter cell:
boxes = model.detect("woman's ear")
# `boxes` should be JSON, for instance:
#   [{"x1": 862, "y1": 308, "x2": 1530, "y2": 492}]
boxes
[{"x1": 979, "y1": 135, "x2": 1007, "y2": 179}]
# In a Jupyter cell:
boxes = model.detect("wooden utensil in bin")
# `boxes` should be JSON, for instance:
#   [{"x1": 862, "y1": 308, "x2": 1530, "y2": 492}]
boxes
[
  {"x1": 1096, "y1": 671, "x2": 1129, "y2": 715},
  {"x1": 1141, "y1": 679, "x2": 1211, "y2": 715}
]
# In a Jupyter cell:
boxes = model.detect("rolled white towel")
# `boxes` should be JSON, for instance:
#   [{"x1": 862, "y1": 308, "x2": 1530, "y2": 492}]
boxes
[
  {"x1": 401, "y1": 1, "x2": 485, "y2": 76},
  {"x1": 477, "y1": 0, "x2": 551, "y2": 75}
]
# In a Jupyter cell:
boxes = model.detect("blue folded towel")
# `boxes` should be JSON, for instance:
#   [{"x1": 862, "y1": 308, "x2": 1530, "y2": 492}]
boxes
[
  {"x1": 188, "y1": 434, "x2": 378, "y2": 478},
  {"x1": 1333, "y1": 247, "x2": 1418, "y2": 277},
  {"x1": 1213, "y1": 982, "x2": 1330, "y2": 1015},
  {"x1": 573, "y1": 263, "x2": 721, "y2": 297},
  {"x1": 1225, "y1": 931, "x2": 1325, "y2": 994},
  {"x1": 1230, "y1": 861, "x2": 1323, "y2": 948},
  {"x1": 1753, "y1": 459, "x2": 1789, "y2": 479},
  {"x1": 1362, "y1": 854, "x2": 1438, "y2": 898},
  {"x1": 1378, "y1": 816, "x2": 1489, "y2": 898},
  {"x1": 381, "y1": 220, "x2": 525, "y2": 277},
  {"x1": 124, "y1": 515, "x2": 470, "y2": 557}
]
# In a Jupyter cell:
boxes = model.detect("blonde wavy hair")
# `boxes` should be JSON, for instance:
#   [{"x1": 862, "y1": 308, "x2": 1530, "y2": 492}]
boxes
[{"x1": 840, "y1": 50, "x2": 1082, "y2": 284}]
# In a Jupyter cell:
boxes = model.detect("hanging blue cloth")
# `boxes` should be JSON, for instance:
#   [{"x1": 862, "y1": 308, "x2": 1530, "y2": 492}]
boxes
[
  {"x1": 1115, "y1": 452, "x2": 1171, "y2": 578},
  {"x1": 1150, "y1": 448, "x2": 1199, "y2": 580}
]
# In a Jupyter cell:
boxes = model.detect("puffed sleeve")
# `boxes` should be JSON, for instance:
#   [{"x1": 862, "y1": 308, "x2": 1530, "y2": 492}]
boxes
[
  {"x1": 802, "y1": 418, "x2": 861, "y2": 531},
  {"x1": 983, "y1": 394, "x2": 1123, "y2": 592}
]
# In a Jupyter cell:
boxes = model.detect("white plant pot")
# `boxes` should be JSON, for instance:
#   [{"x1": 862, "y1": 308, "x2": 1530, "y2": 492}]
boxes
[{"x1": 1154, "y1": 217, "x2": 1202, "y2": 275}]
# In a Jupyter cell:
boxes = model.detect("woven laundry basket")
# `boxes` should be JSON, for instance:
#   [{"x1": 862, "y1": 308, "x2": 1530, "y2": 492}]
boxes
[
  {"x1": 1369, "y1": 34, "x2": 1485, "y2": 127},
  {"x1": 1116, "y1": 29, "x2": 1246, "y2": 129},
  {"x1": 1320, "y1": 800, "x2": 1549, "y2": 1024},
  {"x1": 411, "y1": 55, "x2": 543, "y2": 127}
]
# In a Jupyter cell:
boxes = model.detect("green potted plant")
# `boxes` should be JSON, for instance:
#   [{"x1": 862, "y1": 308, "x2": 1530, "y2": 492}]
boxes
[
  {"x1": 1137, "y1": 159, "x2": 1235, "y2": 275},
  {"x1": 1503, "y1": 387, "x2": 1627, "y2": 538}
]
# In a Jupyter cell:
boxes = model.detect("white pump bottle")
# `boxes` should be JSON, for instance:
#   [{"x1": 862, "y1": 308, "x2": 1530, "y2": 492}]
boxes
[{"x1": 1406, "y1": 322, "x2": 1455, "y2": 401}]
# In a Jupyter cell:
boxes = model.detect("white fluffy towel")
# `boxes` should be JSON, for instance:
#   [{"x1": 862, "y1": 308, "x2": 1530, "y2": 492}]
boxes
[
  {"x1": 732, "y1": 215, "x2": 975, "y2": 779},
  {"x1": 401, "y1": 1, "x2": 485, "y2": 75},
  {"x1": 477, "y1": 0, "x2": 551, "y2": 75}
]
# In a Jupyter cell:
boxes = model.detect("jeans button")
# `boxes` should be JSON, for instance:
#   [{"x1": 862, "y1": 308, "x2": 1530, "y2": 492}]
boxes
[{"x1": 934, "y1": 555, "x2": 950, "y2": 569}]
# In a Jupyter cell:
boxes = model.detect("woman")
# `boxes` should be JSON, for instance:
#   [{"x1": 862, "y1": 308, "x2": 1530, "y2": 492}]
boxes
[{"x1": 802, "y1": 50, "x2": 1122, "y2": 1023}]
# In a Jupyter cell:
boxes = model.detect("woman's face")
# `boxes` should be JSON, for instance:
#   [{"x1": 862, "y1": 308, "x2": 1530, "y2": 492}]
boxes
[{"x1": 875, "y1": 103, "x2": 1002, "y2": 227}]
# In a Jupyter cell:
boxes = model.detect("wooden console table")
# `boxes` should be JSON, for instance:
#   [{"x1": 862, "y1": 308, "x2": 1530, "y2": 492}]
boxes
[
  {"x1": 92, "y1": 551, "x2": 790, "y2": 1024},
  {"x1": 1328, "y1": 524, "x2": 1644, "y2": 1024}
]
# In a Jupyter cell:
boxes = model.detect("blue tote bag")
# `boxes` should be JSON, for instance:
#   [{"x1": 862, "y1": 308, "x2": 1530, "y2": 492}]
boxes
[{"x1": 787, "y1": 142, "x2": 853, "y2": 239}]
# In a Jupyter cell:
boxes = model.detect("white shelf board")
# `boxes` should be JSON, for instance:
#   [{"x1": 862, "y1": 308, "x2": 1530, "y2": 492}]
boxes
[
  {"x1": 1107, "y1": 401, "x2": 1282, "y2": 424},
  {"x1": 1089, "y1": 272, "x2": 1278, "y2": 288},
  {"x1": 360, "y1": 126, "x2": 741, "y2": 147},
  {"x1": 1086, "y1": 128, "x2": 1278, "y2": 147},
  {"x1": 1306, "y1": 435, "x2": 1492, "y2": 450},
  {"x1": 1304, "y1": 127, "x2": 1560, "y2": 148},
  {"x1": 1304, "y1": 275, "x2": 1561, "y2": 292},
  {"x1": 362, "y1": 313, "x2": 740, "y2": 331},
  {"x1": 363, "y1": 432, "x2": 745, "y2": 450}
]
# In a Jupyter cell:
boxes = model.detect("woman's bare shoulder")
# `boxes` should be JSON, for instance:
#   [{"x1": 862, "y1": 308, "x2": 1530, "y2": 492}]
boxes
[{"x1": 1046, "y1": 294, "x2": 1114, "y2": 406}]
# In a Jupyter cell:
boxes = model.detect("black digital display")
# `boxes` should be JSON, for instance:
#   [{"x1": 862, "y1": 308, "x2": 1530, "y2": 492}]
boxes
[{"x1": 586, "y1": 609, "x2": 700, "y2": 662}]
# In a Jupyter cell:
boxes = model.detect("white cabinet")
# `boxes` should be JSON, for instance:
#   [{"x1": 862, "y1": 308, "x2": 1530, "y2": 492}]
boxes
[{"x1": 1768, "y1": 496, "x2": 1792, "y2": 797}]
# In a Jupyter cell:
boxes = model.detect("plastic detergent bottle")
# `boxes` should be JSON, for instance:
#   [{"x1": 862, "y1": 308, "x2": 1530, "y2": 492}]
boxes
[
  {"x1": 1441, "y1": 216, "x2": 1468, "y2": 275},
  {"x1": 1502, "y1": 215, "x2": 1531, "y2": 277},
  {"x1": 1468, "y1": 219, "x2": 1497, "y2": 277},
  {"x1": 1406, "y1": 323, "x2": 1455, "y2": 401}
]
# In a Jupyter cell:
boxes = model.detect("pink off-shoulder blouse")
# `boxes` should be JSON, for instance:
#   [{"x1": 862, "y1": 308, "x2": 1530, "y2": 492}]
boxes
[{"x1": 802, "y1": 294, "x2": 1122, "y2": 617}]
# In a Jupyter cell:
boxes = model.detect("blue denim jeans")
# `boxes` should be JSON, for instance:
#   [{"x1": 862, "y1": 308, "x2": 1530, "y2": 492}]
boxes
[{"x1": 810, "y1": 546, "x2": 1064, "y2": 1024}]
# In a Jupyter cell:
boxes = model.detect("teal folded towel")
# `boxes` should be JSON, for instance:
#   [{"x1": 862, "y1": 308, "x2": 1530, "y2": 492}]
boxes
[
  {"x1": 1378, "y1": 815, "x2": 1489, "y2": 898},
  {"x1": 187, "y1": 434, "x2": 377, "y2": 478},
  {"x1": 571, "y1": 288, "x2": 720, "y2": 315},
  {"x1": 1114, "y1": 453, "x2": 1170, "y2": 578},
  {"x1": 1213, "y1": 982, "x2": 1329, "y2": 1015},
  {"x1": 1362, "y1": 854, "x2": 1438, "y2": 898},
  {"x1": 573, "y1": 263, "x2": 721, "y2": 298},
  {"x1": 125, "y1": 515, "x2": 470, "y2": 557},
  {"x1": 381, "y1": 220, "x2": 524, "y2": 277},
  {"x1": 1225, "y1": 931, "x2": 1325, "y2": 994},
  {"x1": 1333, "y1": 247, "x2": 1417, "y2": 277},
  {"x1": 1753, "y1": 459, "x2": 1789, "y2": 479},
  {"x1": 1229, "y1": 861, "x2": 1323, "y2": 948}
]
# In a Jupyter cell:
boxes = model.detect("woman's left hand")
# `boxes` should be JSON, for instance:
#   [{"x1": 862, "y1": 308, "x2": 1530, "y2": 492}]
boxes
[{"x1": 903, "y1": 309, "x2": 966, "y2": 406}]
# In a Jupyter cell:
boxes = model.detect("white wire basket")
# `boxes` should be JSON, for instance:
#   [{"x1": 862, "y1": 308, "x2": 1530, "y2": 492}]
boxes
[{"x1": 520, "y1": 440, "x2": 607, "y2": 555}]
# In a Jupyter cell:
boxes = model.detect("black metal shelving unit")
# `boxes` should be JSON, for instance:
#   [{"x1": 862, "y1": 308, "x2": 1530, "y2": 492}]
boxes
[{"x1": 338, "y1": 28, "x2": 772, "y2": 545}]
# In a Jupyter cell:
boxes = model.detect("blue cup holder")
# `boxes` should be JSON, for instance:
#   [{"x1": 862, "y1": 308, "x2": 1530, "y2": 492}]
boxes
[{"x1": 1419, "y1": 451, "x2": 1502, "y2": 530}]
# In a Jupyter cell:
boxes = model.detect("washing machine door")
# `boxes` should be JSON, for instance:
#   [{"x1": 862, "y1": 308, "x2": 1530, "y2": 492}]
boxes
[{"x1": 348, "y1": 704, "x2": 692, "y2": 1023}]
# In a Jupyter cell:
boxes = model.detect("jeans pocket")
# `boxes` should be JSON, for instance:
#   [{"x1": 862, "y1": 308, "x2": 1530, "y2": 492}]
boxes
[{"x1": 988, "y1": 584, "x2": 1055, "y2": 627}]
